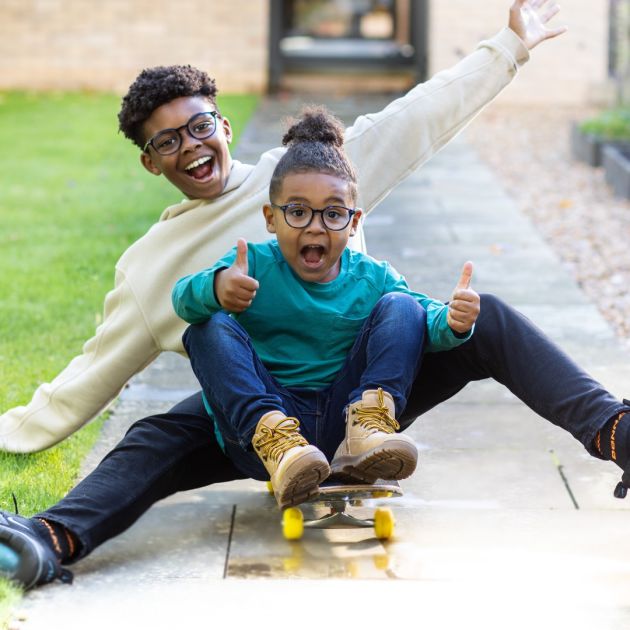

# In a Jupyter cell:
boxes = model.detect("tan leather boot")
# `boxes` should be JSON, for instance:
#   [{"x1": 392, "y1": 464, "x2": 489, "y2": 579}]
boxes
[
  {"x1": 331, "y1": 388, "x2": 417, "y2": 483},
  {"x1": 253, "y1": 411, "x2": 330, "y2": 508}
]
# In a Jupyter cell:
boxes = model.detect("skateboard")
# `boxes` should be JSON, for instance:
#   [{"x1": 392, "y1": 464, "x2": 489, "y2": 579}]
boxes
[{"x1": 272, "y1": 478, "x2": 402, "y2": 541}]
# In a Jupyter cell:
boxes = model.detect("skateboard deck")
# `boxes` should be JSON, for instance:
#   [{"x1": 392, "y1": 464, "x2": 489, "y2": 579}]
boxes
[{"x1": 279, "y1": 478, "x2": 402, "y2": 541}]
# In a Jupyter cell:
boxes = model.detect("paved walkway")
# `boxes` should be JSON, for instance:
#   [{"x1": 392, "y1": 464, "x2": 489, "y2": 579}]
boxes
[{"x1": 16, "y1": 96, "x2": 630, "y2": 629}]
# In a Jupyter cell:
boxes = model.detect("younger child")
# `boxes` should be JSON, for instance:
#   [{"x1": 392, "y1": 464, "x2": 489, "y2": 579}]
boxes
[{"x1": 172, "y1": 107, "x2": 480, "y2": 508}]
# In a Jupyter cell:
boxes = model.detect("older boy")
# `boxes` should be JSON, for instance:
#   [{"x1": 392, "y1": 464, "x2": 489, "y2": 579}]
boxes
[{"x1": 5, "y1": 2, "x2": 624, "y2": 591}]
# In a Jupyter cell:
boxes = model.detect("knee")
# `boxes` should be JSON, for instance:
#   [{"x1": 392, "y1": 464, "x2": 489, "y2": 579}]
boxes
[
  {"x1": 478, "y1": 293, "x2": 506, "y2": 315},
  {"x1": 376, "y1": 293, "x2": 427, "y2": 327},
  {"x1": 475, "y1": 293, "x2": 515, "y2": 339},
  {"x1": 183, "y1": 312, "x2": 238, "y2": 355}
]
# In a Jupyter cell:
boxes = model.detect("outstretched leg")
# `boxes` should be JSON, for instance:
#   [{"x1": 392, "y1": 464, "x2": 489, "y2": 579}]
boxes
[
  {"x1": 401, "y1": 293, "x2": 630, "y2": 458},
  {"x1": 0, "y1": 392, "x2": 245, "y2": 588}
]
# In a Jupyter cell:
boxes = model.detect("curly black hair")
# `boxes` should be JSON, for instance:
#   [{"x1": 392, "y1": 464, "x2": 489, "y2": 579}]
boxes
[
  {"x1": 118, "y1": 65, "x2": 219, "y2": 149},
  {"x1": 270, "y1": 105, "x2": 357, "y2": 203}
]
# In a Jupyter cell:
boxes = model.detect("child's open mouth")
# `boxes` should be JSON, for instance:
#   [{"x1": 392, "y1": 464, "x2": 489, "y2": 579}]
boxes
[
  {"x1": 301, "y1": 244, "x2": 325, "y2": 268},
  {"x1": 184, "y1": 155, "x2": 215, "y2": 180}
]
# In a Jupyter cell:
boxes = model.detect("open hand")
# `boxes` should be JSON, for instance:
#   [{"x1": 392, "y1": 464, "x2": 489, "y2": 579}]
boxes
[
  {"x1": 214, "y1": 238, "x2": 259, "y2": 312},
  {"x1": 508, "y1": 0, "x2": 568, "y2": 50},
  {"x1": 447, "y1": 262, "x2": 480, "y2": 334}
]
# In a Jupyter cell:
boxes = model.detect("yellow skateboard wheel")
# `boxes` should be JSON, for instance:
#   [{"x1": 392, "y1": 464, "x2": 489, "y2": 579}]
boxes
[
  {"x1": 374, "y1": 507, "x2": 395, "y2": 540},
  {"x1": 282, "y1": 507, "x2": 304, "y2": 541},
  {"x1": 373, "y1": 553, "x2": 391, "y2": 571},
  {"x1": 266, "y1": 481, "x2": 274, "y2": 495}
]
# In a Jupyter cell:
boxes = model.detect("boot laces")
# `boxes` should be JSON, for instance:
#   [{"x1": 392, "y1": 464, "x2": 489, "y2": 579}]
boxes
[
  {"x1": 353, "y1": 388, "x2": 400, "y2": 434},
  {"x1": 253, "y1": 417, "x2": 308, "y2": 464}
]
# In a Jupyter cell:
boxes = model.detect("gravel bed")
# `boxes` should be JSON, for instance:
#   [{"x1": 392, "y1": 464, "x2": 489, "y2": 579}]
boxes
[{"x1": 466, "y1": 105, "x2": 630, "y2": 345}]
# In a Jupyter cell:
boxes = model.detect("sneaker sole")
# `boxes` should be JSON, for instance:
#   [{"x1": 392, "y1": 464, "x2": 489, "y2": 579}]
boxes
[
  {"x1": 273, "y1": 454, "x2": 331, "y2": 509},
  {"x1": 0, "y1": 526, "x2": 50, "y2": 589},
  {"x1": 330, "y1": 440, "x2": 418, "y2": 484}
]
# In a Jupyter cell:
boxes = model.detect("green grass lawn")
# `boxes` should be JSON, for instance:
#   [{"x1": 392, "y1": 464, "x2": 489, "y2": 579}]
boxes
[{"x1": 0, "y1": 90, "x2": 258, "y2": 622}]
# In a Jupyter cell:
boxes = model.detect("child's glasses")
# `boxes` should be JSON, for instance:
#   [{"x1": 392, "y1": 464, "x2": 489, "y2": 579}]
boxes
[
  {"x1": 271, "y1": 203, "x2": 356, "y2": 231},
  {"x1": 143, "y1": 111, "x2": 219, "y2": 155}
]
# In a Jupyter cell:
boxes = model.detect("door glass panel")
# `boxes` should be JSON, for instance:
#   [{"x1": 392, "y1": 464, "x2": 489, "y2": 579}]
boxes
[{"x1": 280, "y1": 0, "x2": 414, "y2": 61}]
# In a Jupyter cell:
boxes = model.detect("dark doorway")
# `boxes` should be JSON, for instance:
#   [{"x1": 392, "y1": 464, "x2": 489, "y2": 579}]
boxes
[{"x1": 269, "y1": 0, "x2": 428, "y2": 92}]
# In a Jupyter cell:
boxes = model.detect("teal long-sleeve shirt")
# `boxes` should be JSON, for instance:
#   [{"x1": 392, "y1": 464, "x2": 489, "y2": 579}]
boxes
[{"x1": 172, "y1": 241, "x2": 472, "y2": 389}]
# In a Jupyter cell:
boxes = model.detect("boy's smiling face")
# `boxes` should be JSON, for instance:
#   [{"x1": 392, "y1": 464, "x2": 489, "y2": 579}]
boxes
[
  {"x1": 140, "y1": 95, "x2": 233, "y2": 200},
  {"x1": 263, "y1": 171, "x2": 362, "y2": 284}
]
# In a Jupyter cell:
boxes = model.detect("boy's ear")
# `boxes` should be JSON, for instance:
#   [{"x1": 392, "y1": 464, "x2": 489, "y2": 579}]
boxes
[
  {"x1": 349, "y1": 208, "x2": 363, "y2": 236},
  {"x1": 263, "y1": 204, "x2": 276, "y2": 233},
  {"x1": 140, "y1": 151, "x2": 162, "y2": 176},
  {"x1": 221, "y1": 117, "x2": 233, "y2": 144}
]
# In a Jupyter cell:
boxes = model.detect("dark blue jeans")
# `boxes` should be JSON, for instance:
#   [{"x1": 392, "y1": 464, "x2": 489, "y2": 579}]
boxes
[
  {"x1": 185, "y1": 294, "x2": 426, "y2": 479},
  {"x1": 37, "y1": 294, "x2": 629, "y2": 562}
]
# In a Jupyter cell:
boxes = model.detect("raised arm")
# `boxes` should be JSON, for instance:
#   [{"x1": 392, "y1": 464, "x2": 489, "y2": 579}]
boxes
[
  {"x1": 345, "y1": 1, "x2": 565, "y2": 213},
  {"x1": 0, "y1": 269, "x2": 160, "y2": 453}
]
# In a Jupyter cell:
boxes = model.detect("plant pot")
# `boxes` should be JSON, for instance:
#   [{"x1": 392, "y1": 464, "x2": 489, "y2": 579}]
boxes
[
  {"x1": 603, "y1": 145, "x2": 630, "y2": 200},
  {"x1": 571, "y1": 122, "x2": 602, "y2": 166},
  {"x1": 570, "y1": 122, "x2": 630, "y2": 167}
]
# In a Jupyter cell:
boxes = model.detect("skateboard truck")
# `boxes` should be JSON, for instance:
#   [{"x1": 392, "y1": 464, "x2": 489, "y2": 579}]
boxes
[{"x1": 278, "y1": 479, "x2": 401, "y2": 541}]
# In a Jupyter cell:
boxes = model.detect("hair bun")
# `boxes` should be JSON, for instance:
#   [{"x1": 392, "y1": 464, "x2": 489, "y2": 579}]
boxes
[{"x1": 282, "y1": 105, "x2": 344, "y2": 148}]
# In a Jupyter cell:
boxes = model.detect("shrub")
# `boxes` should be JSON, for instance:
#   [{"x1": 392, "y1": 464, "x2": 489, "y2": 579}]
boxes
[{"x1": 579, "y1": 108, "x2": 630, "y2": 140}]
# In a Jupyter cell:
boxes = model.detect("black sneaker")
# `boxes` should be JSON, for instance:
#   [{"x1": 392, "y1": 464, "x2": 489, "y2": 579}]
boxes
[
  {"x1": 0, "y1": 511, "x2": 73, "y2": 589},
  {"x1": 614, "y1": 399, "x2": 630, "y2": 499}
]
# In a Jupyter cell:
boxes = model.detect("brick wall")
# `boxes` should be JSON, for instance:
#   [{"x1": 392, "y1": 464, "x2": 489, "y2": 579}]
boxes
[
  {"x1": 429, "y1": 0, "x2": 610, "y2": 105},
  {"x1": 0, "y1": 0, "x2": 269, "y2": 94}
]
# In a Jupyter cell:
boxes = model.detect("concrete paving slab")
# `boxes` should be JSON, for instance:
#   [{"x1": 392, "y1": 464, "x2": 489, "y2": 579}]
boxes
[
  {"x1": 387, "y1": 507, "x2": 630, "y2": 595},
  {"x1": 412, "y1": 401, "x2": 582, "y2": 452},
  {"x1": 549, "y1": 446, "x2": 630, "y2": 510},
  {"x1": 226, "y1": 502, "x2": 394, "y2": 580},
  {"x1": 404, "y1": 448, "x2": 574, "y2": 509},
  {"x1": 18, "y1": 577, "x2": 627, "y2": 630}
]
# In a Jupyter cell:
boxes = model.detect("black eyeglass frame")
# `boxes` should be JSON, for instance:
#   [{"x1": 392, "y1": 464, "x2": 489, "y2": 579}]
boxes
[
  {"x1": 143, "y1": 111, "x2": 219, "y2": 155},
  {"x1": 270, "y1": 202, "x2": 357, "y2": 231}
]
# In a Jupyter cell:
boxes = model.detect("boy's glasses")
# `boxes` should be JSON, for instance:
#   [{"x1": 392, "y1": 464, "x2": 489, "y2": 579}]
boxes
[
  {"x1": 271, "y1": 203, "x2": 356, "y2": 231},
  {"x1": 143, "y1": 111, "x2": 219, "y2": 155}
]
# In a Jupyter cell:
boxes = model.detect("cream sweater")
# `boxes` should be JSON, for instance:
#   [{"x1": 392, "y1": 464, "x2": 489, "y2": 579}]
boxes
[{"x1": 0, "y1": 29, "x2": 529, "y2": 452}]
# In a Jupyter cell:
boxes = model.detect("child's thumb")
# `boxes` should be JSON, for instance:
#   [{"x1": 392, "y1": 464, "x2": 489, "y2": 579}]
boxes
[
  {"x1": 454, "y1": 261, "x2": 473, "y2": 291},
  {"x1": 234, "y1": 238, "x2": 249, "y2": 273}
]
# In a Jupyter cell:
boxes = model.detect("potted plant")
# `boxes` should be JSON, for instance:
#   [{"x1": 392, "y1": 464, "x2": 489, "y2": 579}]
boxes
[{"x1": 571, "y1": 108, "x2": 630, "y2": 167}]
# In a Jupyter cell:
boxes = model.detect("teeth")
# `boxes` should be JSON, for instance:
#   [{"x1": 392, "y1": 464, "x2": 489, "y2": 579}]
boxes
[{"x1": 184, "y1": 156, "x2": 212, "y2": 171}]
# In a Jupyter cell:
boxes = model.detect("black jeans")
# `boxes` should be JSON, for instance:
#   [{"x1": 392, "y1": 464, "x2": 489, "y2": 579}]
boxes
[{"x1": 37, "y1": 294, "x2": 628, "y2": 561}]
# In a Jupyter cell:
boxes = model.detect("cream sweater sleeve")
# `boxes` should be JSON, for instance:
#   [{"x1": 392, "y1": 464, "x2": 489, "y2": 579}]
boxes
[
  {"x1": 345, "y1": 28, "x2": 529, "y2": 212},
  {"x1": 0, "y1": 267, "x2": 160, "y2": 453}
]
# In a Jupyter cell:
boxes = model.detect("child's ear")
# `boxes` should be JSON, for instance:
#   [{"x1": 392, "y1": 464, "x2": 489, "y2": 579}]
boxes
[
  {"x1": 140, "y1": 151, "x2": 161, "y2": 176},
  {"x1": 263, "y1": 204, "x2": 276, "y2": 233},
  {"x1": 349, "y1": 208, "x2": 363, "y2": 236},
  {"x1": 221, "y1": 117, "x2": 233, "y2": 144}
]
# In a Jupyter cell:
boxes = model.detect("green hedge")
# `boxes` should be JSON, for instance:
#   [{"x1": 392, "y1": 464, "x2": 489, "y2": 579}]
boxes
[{"x1": 579, "y1": 108, "x2": 630, "y2": 140}]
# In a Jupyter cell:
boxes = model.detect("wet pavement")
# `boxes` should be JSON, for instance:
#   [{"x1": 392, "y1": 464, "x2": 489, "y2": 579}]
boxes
[{"x1": 15, "y1": 96, "x2": 630, "y2": 629}]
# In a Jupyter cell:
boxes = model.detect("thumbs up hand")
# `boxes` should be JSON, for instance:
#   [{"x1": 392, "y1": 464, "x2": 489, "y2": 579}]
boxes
[
  {"x1": 447, "y1": 261, "x2": 480, "y2": 334},
  {"x1": 214, "y1": 238, "x2": 260, "y2": 313}
]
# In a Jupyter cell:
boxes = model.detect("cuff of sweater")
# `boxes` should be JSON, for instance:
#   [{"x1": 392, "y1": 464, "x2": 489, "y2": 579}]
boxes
[{"x1": 478, "y1": 27, "x2": 530, "y2": 71}]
